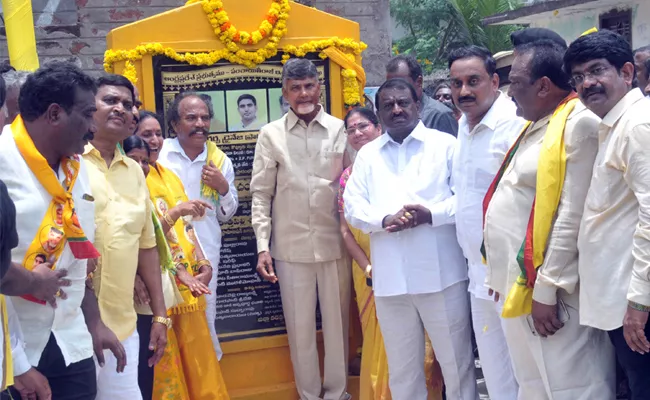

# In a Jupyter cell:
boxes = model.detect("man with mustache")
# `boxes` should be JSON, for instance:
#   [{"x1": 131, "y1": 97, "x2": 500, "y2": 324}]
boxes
[
  {"x1": 83, "y1": 74, "x2": 169, "y2": 399},
  {"x1": 0, "y1": 62, "x2": 126, "y2": 400},
  {"x1": 158, "y1": 92, "x2": 238, "y2": 360},
  {"x1": 564, "y1": 30, "x2": 650, "y2": 398},
  {"x1": 252, "y1": 58, "x2": 351, "y2": 400},
  {"x1": 386, "y1": 55, "x2": 458, "y2": 136},
  {"x1": 344, "y1": 78, "x2": 476, "y2": 399},
  {"x1": 483, "y1": 38, "x2": 615, "y2": 398},
  {"x1": 448, "y1": 45, "x2": 523, "y2": 400}
]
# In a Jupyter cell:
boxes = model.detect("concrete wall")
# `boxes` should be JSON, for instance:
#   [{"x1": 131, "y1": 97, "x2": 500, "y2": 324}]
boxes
[
  {"x1": 530, "y1": 1, "x2": 650, "y2": 49},
  {"x1": 0, "y1": 0, "x2": 391, "y2": 85}
]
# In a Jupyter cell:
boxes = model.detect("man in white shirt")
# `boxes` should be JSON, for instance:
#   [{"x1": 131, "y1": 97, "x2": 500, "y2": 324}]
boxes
[
  {"x1": 484, "y1": 39, "x2": 615, "y2": 399},
  {"x1": 564, "y1": 30, "x2": 650, "y2": 399},
  {"x1": 448, "y1": 45, "x2": 522, "y2": 399},
  {"x1": 344, "y1": 78, "x2": 477, "y2": 400},
  {"x1": 158, "y1": 92, "x2": 238, "y2": 359},
  {"x1": 0, "y1": 62, "x2": 125, "y2": 400}
]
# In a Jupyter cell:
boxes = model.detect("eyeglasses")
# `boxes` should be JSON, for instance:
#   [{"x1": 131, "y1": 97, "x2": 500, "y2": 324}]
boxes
[
  {"x1": 569, "y1": 65, "x2": 610, "y2": 88},
  {"x1": 345, "y1": 122, "x2": 374, "y2": 135}
]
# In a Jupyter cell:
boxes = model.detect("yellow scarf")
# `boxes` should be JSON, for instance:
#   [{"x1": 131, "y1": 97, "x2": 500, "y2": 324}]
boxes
[
  {"x1": 12, "y1": 116, "x2": 100, "y2": 304},
  {"x1": 147, "y1": 163, "x2": 205, "y2": 314},
  {"x1": 201, "y1": 141, "x2": 227, "y2": 208},
  {"x1": 501, "y1": 95, "x2": 579, "y2": 318},
  {"x1": 0, "y1": 296, "x2": 12, "y2": 391}
]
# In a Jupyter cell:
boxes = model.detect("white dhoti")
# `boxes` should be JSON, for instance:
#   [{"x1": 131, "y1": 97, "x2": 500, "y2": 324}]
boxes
[
  {"x1": 501, "y1": 289, "x2": 615, "y2": 400},
  {"x1": 471, "y1": 294, "x2": 518, "y2": 399},
  {"x1": 375, "y1": 280, "x2": 477, "y2": 400},
  {"x1": 276, "y1": 258, "x2": 351, "y2": 400},
  {"x1": 95, "y1": 329, "x2": 142, "y2": 400}
]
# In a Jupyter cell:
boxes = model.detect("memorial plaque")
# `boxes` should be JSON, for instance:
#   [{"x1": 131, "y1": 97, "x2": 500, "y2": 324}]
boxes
[{"x1": 154, "y1": 55, "x2": 329, "y2": 341}]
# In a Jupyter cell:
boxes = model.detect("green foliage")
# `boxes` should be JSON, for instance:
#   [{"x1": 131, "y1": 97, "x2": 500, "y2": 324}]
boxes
[{"x1": 391, "y1": 0, "x2": 521, "y2": 71}]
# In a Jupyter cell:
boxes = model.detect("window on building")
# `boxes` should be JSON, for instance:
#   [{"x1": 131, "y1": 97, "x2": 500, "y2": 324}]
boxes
[{"x1": 599, "y1": 8, "x2": 632, "y2": 44}]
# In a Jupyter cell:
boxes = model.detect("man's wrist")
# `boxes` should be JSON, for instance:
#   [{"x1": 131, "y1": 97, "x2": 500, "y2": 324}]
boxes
[
  {"x1": 381, "y1": 215, "x2": 390, "y2": 228},
  {"x1": 629, "y1": 300, "x2": 650, "y2": 312}
]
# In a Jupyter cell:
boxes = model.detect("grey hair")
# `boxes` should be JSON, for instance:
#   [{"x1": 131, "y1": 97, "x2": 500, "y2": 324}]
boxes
[
  {"x1": 282, "y1": 59, "x2": 319, "y2": 86},
  {"x1": 2, "y1": 70, "x2": 31, "y2": 91},
  {"x1": 166, "y1": 91, "x2": 214, "y2": 133}
]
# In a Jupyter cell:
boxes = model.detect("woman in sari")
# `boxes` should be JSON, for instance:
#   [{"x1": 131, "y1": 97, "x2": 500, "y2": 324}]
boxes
[
  {"x1": 338, "y1": 107, "x2": 443, "y2": 400},
  {"x1": 123, "y1": 136, "x2": 185, "y2": 400},
  {"x1": 129, "y1": 114, "x2": 230, "y2": 400}
]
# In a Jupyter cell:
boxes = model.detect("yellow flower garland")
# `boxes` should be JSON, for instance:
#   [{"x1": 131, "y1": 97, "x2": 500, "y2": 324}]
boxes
[
  {"x1": 187, "y1": 0, "x2": 290, "y2": 46},
  {"x1": 103, "y1": 0, "x2": 367, "y2": 107},
  {"x1": 341, "y1": 69, "x2": 361, "y2": 108}
]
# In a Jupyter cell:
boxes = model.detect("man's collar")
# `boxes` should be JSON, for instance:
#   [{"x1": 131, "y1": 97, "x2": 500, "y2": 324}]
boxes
[
  {"x1": 380, "y1": 121, "x2": 426, "y2": 147},
  {"x1": 166, "y1": 137, "x2": 207, "y2": 162},
  {"x1": 459, "y1": 91, "x2": 505, "y2": 134},
  {"x1": 83, "y1": 142, "x2": 128, "y2": 165},
  {"x1": 601, "y1": 88, "x2": 645, "y2": 128},
  {"x1": 286, "y1": 105, "x2": 325, "y2": 130}
]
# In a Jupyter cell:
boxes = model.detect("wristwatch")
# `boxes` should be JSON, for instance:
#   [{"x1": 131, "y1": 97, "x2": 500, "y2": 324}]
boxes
[{"x1": 152, "y1": 316, "x2": 172, "y2": 329}]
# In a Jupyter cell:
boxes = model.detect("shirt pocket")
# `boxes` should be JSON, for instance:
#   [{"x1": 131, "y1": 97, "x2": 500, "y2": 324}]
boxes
[
  {"x1": 314, "y1": 151, "x2": 344, "y2": 182},
  {"x1": 472, "y1": 157, "x2": 501, "y2": 191},
  {"x1": 585, "y1": 162, "x2": 614, "y2": 212}
]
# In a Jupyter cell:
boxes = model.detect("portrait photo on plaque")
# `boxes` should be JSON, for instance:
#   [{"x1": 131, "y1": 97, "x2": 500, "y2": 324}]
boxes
[
  {"x1": 226, "y1": 89, "x2": 268, "y2": 132},
  {"x1": 200, "y1": 90, "x2": 227, "y2": 133},
  {"x1": 268, "y1": 88, "x2": 290, "y2": 122}
]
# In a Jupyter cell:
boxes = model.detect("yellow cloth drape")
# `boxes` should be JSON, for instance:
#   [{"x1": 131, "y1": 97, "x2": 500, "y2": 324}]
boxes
[
  {"x1": 502, "y1": 96, "x2": 579, "y2": 318},
  {"x1": 147, "y1": 163, "x2": 229, "y2": 399},
  {"x1": 1, "y1": 0, "x2": 39, "y2": 71},
  {"x1": 349, "y1": 226, "x2": 442, "y2": 400},
  {"x1": 153, "y1": 302, "x2": 230, "y2": 400},
  {"x1": 147, "y1": 163, "x2": 203, "y2": 314},
  {"x1": 0, "y1": 296, "x2": 13, "y2": 391}
]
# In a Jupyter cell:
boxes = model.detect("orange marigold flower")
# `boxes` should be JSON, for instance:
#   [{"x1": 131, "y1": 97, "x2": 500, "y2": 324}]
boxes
[{"x1": 221, "y1": 22, "x2": 231, "y2": 31}]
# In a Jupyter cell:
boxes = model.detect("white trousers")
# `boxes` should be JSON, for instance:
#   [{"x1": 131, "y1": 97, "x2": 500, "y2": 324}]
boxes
[
  {"x1": 375, "y1": 281, "x2": 478, "y2": 400},
  {"x1": 501, "y1": 290, "x2": 615, "y2": 400},
  {"x1": 276, "y1": 259, "x2": 351, "y2": 400},
  {"x1": 471, "y1": 294, "x2": 518, "y2": 400},
  {"x1": 95, "y1": 329, "x2": 142, "y2": 400},
  {"x1": 205, "y1": 265, "x2": 223, "y2": 360}
]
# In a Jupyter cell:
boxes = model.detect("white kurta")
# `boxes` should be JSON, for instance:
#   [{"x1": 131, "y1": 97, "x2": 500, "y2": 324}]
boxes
[{"x1": 158, "y1": 138, "x2": 238, "y2": 360}]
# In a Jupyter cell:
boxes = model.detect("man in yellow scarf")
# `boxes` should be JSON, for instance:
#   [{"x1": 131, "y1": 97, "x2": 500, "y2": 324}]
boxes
[
  {"x1": 482, "y1": 38, "x2": 615, "y2": 397},
  {"x1": 0, "y1": 62, "x2": 126, "y2": 400}
]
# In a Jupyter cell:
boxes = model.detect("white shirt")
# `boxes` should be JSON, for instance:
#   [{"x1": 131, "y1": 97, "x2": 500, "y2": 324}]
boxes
[
  {"x1": 344, "y1": 122, "x2": 467, "y2": 297},
  {"x1": 158, "y1": 138, "x2": 238, "y2": 271},
  {"x1": 230, "y1": 118, "x2": 266, "y2": 132},
  {"x1": 0, "y1": 126, "x2": 95, "y2": 367},
  {"x1": 453, "y1": 93, "x2": 525, "y2": 300},
  {"x1": 7, "y1": 297, "x2": 31, "y2": 376},
  {"x1": 579, "y1": 89, "x2": 650, "y2": 330}
]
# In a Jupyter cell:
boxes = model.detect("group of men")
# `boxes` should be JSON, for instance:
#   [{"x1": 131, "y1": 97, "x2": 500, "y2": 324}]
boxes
[
  {"x1": 0, "y1": 62, "x2": 237, "y2": 400},
  {"x1": 254, "y1": 27, "x2": 650, "y2": 400},
  {"x1": 2, "y1": 25, "x2": 650, "y2": 400}
]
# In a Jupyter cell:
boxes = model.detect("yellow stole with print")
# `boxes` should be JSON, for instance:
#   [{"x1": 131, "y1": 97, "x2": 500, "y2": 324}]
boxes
[
  {"x1": 146, "y1": 163, "x2": 205, "y2": 314},
  {"x1": 12, "y1": 116, "x2": 100, "y2": 305},
  {"x1": 0, "y1": 296, "x2": 12, "y2": 391},
  {"x1": 201, "y1": 141, "x2": 227, "y2": 208}
]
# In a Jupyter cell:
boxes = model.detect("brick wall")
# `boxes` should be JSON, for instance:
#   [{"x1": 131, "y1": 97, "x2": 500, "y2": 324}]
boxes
[{"x1": 0, "y1": 0, "x2": 390, "y2": 85}]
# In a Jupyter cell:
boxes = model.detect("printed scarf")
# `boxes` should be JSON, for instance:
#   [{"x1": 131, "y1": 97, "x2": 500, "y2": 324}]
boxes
[
  {"x1": 12, "y1": 116, "x2": 100, "y2": 305},
  {"x1": 481, "y1": 93, "x2": 579, "y2": 318}
]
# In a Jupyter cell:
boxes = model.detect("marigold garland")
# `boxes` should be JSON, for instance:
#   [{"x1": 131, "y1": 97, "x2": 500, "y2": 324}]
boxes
[
  {"x1": 185, "y1": 0, "x2": 291, "y2": 46},
  {"x1": 103, "y1": 0, "x2": 368, "y2": 108},
  {"x1": 342, "y1": 69, "x2": 361, "y2": 108}
]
